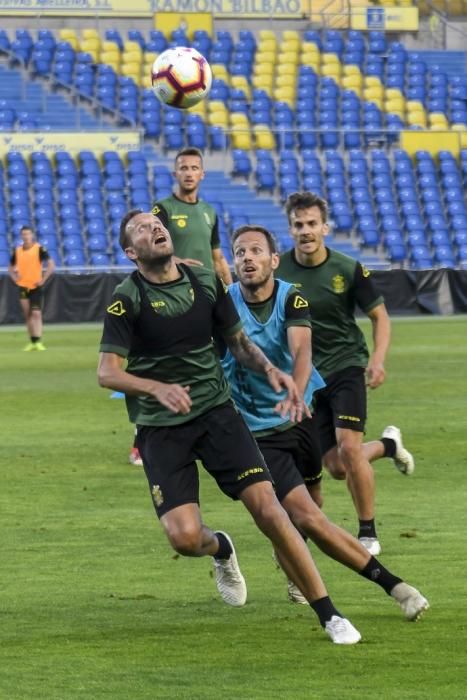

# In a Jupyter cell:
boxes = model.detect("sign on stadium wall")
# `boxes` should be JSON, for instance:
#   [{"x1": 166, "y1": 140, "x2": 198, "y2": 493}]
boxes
[
  {"x1": 0, "y1": 0, "x2": 307, "y2": 17},
  {"x1": 0, "y1": 0, "x2": 152, "y2": 16},
  {"x1": 0, "y1": 132, "x2": 140, "y2": 157}
]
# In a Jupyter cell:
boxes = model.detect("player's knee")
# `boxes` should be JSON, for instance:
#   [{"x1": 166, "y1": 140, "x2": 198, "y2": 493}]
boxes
[
  {"x1": 337, "y1": 439, "x2": 362, "y2": 470},
  {"x1": 323, "y1": 451, "x2": 347, "y2": 480},
  {"x1": 165, "y1": 522, "x2": 202, "y2": 556}
]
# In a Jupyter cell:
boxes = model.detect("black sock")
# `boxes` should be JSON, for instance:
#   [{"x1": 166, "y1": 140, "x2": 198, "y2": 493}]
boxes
[
  {"x1": 310, "y1": 596, "x2": 341, "y2": 627},
  {"x1": 358, "y1": 519, "x2": 377, "y2": 539},
  {"x1": 381, "y1": 437, "x2": 396, "y2": 459},
  {"x1": 359, "y1": 556, "x2": 403, "y2": 594},
  {"x1": 213, "y1": 532, "x2": 233, "y2": 560},
  {"x1": 31, "y1": 336, "x2": 40, "y2": 343}
]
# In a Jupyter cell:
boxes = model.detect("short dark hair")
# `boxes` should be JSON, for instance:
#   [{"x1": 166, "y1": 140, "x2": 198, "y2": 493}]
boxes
[
  {"x1": 119, "y1": 209, "x2": 143, "y2": 250},
  {"x1": 231, "y1": 225, "x2": 277, "y2": 254},
  {"x1": 20, "y1": 225, "x2": 33, "y2": 233},
  {"x1": 175, "y1": 147, "x2": 204, "y2": 165},
  {"x1": 285, "y1": 192, "x2": 328, "y2": 224}
]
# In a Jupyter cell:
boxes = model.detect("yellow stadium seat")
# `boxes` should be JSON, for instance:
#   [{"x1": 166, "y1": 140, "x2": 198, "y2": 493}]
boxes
[
  {"x1": 81, "y1": 38, "x2": 100, "y2": 52},
  {"x1": 280, "y1": 40, "x2": 300, "y2": 55},
  {"x1": 407, "y1": 110, "x2": 427, "y2": 127},
  {"x1": 144, "y1": 52, "x2": 158, "y2": 65},
  {"x1": 82, "y1": 28, "x2": 99, "y2": 41},
  {"x1": 231, "y1": 125, "x2": 252, "y2": 150},
  {"x1": 59, "y1": 28, "x2": 77, "y2": 42},
  {"x1": 101, "y1": 51, "x2": 121, "y2": 66},
  {"x1": 406, "y1": 100, "x2": 425, "y2": 112},
  {"x1": 121, "y1": 63, "x2": 141, "y2": 77},
  {"x1": 273, "y1": 87, "x2": 295, "y2": 106},
  {"x1": 253, "y1": 125, "x2": 275, "y2": 150},
  {"x1": 364, "y1": 76, "x2": 382, "y2": 88},
  {"x1": 258, "y1": 30, "x2": 276, "y2": 42},
  {"x1": 321, "y1": 53, "x2": 340, "y2": 65},
  {"x1": 276, "y1": 63, "x2": 297, "y2": 77},
  {"x1": 230, "y1": 113, "x2": 249, "y2": 127},
  {"x1": 276, "y1": 74, "x2": 296, "y2": 89},
  {"x1": 343, "y1": 65, "x2": 361, "y2": 77},
  {"x1": 282, "y1": 30, "x2": 300, "y2": 42},
  {"x1": 342, "y1": 74, "x2": 362, "y2": 89},
  {"x1": 231, "y1": 76, "x2": 251, "y2": 100},
  {"x1": 385, "y1": 88, "x2": 404, "y2": 101},
  {"x1": 123, "y1": 41, "x2": 142, "y2": 54},
  {"x1": 429, "y1": 112, "x2": 448, "y2": 126},
  {"x1": 211, "y1": 64, "x2": 230, "y2": 83},
  {"x1": 208, "y1": 111, "x2": 229, "y2": 128},
  {"x1": 254, "y1": 62, "x2": 274, "y2": 77},
  {"x1": 209, "y1": 100, "x2": 227, "y2": 112},
  {"x1": 385, "y1": 98, "x2": 405, "y2": 114},
  {"x1": 321, "y1": 64, "x2": 341, "y2": 79},
  {"x1": 123, "y1": 51, "x2": 143, "y2": 66},
  {"x1": 188, "y1": 100, "x2": 207, "y2": 118},
  {"x1": 255, "y1": 51, "x2": 276, "y2": 66},
  {"x1": 278, "y1": 51, "x2": 299, "y2": 65},
  {"x1": 258, "y1": 39, "x2": 277, "y2": 54},
  {"x1": 252, "y1": 75, "x2": 274, "y2": 91},
  {"x1": 102, "y1": 41, "x2": 120, "y2": 53},
  {"x1": 141, "y1": 75, "x2": 153, "y2": 89},
  {"x1": 302, "y1": 41, "x2": 320, "y2": 55},
  {"x1": 364, "y1": 86, "x2": 384, "y2": 101}
]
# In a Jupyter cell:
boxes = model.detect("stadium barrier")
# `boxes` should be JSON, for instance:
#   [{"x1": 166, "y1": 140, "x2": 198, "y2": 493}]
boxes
[{"x1": 0, "y1": 268, "x2": 466, "y2": 324}]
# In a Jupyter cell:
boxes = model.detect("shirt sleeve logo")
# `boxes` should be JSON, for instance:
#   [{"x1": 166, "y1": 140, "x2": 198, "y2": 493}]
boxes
[
  {"x1": 152, "y1": 205, "x2": 160, "y2": 215},
  {"x1": 293, "y1": 295, "x2": 308, "y2": 309},
  {"x1": 107, "y1": 300, "x2": 126, "y2": 316}
]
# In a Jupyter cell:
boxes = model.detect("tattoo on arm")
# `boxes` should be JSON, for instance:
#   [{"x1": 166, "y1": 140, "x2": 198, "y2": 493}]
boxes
[{"x1": 227, "y1": 330, "x2": 272, "y2": 374}]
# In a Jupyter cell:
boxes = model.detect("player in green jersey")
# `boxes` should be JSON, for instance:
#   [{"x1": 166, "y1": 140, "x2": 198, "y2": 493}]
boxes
[
  {"x1": 152, "y1": 147, "x2": 232, "y2": 284},
  {"x1": 127, "y1": 147, "x2": 235, "y2": 467},
  {"x1": 97, "y1": 209, "x2": 363, "y2": 645},
  {"x1": 278, "y1": 192, "x2": 415, "y2": 556}
]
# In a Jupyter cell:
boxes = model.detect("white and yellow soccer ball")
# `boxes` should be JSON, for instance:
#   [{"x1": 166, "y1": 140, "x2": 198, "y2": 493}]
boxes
[{"x1": 151, "y1": 46, "x2": 212, "y2": 109}]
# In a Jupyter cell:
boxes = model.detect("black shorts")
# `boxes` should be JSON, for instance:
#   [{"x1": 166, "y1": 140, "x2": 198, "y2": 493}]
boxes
[
  {"x1": 257, "y1": 417, "x2": 322, "y2": 503},
  {"x1": 314, "y1": 366, "x2": 367, "y2": 456},
  {"x1": 136, "y1": 401, "x2": 272, "y2": 518},
  {"x1": 19, "y1": 286, "x2": 43, "y2": 309}
]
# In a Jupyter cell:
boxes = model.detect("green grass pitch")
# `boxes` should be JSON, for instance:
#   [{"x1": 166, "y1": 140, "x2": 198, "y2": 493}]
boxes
[{"x1": 1, "y1": 317, "x2": 466, "y2": 700}]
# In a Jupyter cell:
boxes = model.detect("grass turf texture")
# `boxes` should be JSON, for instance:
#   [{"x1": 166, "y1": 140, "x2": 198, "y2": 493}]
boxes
[{"x1": 1, "y1": 318, "x2": 466, "y2": 700}]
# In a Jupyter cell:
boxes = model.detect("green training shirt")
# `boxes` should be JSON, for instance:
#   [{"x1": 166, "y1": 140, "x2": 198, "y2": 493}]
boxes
[
  {"x1": 100, "y1": 265, "x2": 242, "y2": 426},
  {"x1": 277, "y1": 248, "x2": 384, "y2": 378},
  {"x1": 152, "y1": 194, "x2": 219, "y2": 269}
]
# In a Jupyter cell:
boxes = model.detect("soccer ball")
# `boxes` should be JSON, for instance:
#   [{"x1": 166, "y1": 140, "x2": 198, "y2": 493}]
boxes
[{"x1": 151, "y1": 46, "x2": 212, "y2": 109}]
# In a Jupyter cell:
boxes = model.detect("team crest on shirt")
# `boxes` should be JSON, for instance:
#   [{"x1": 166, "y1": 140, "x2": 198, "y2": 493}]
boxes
[
  {"x1": 362, "y1": 265, "x2": 370, "y2": 278},
  {"x1": 151, "y1": 484, "x2": 164, "y2": 507},
  {"x1": 151, "y1": 300, "x2": 166, "y2": 312},
  {"x1": 293, "y1": 295, "x2": 308, "y2": 309},
  {"x1": 332, "y1": 275, "x2": 346, "y2": 294},
  {"x1": 177, "y1": 219, "x2": 187, "y2": 228},
  {"x1": 107, "y1": 300, "x2": 126, "y2": 316}
]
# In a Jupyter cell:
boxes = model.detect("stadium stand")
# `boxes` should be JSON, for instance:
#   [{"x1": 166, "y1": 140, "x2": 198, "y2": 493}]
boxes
[{"x1": 1, "y1": 20, "x2": 467, "y2": 270}]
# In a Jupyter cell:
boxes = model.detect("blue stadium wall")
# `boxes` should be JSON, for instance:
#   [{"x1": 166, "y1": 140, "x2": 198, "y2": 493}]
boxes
[{"x1": 1, "y1": 269, "x2": 467, "y2": 323}]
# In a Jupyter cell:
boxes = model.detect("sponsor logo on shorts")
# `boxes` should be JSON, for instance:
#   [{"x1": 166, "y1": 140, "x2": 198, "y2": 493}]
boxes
[
  {"x1": 338, "y1": 414, "x2": 360, "y2": 422},
  {"x1": 237, "y1": 466, "x2": 264, "y2": 481},
  {"x1": 151, "y1": 484, "x2": 164, "y2": 507}
]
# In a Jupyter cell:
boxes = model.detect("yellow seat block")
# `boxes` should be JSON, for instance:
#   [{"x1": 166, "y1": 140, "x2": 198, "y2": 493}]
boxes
[
  {"x1": 253, "y1": 75, "x2": 274, "y2": 91},
  {"x1": 123, "y1": 41, "x2": 142, "y2": 54},
  {"x1": 259, "y1": 30, "x2": 276, "y2": 42},
  {"x1": 276, "y1": 63, "x2": 297, "y2": 77},
  {"x1": 144, "y1": 52, "x2": 158, "y2": 65},
  {"x1": 231, "y1": 129, "x2": 253, "y2": 151},
  {"x1": 385, "y1": 88, "x2": 404, "y2": 101},
  {"x1": 230, "y1": 113, "x2": 249, "y2": 126},
  {"x1": 102, "y1": 41, "x2": 120, "y2": 53},
  {"x1": 280, "y1": 40, "x2": 300, "y2": 55},
  {"x1": 364, "y1": 86, "x2": 384, "y2": 101},
  {"x1": 273, "y1": 87, "x2": 295, "y2": 106},
  {"x1": 254, "y1": 125, "x2": 275, "y2": 150},
  {"x1": 366, "y1": 96, "x2": 383, "y2": 109},
  {"x1": 282, "y1": 30, "x2": 300, "y2": 42},
  {"x1": 254, "y1": 62, "x2": 274, "y2": 77},
  {"x1": 276, "y1": 74, "x2": 296, "y2": 89},
  {"x1": 343, "y1": 65, "x2": 361, "y2": 77},
  {"x1": 321, "y1": 53, "x2": 340, "y2": 65},
  {"x1": 322, "y1": 64, "x2": 341, "y2": 78},
  {"x1": 123, "y1": 51, "x2": 143, "y2": 65},
  {"x1": 258, "y1": 39, "x2": 277, "y2": 54},
  {"x1": 121, "y1": 63, "x2": 141, "y2": 77},
  {"x1": 385, "y1": 98, "x2": 405, "y2": 113},
  {"x1": 255, "y1": 51, "x2": 276, "y2": 66},
  {"x1": 81, "y1": 38, "x2": 100, "y2": 52},
  {"x1": 342, "y1": 74, "x2": 362, "y2": 88},
  {"x1": 209, "y1": 100, "x2": 227, "y2": 112},
  {"x1": 407, "y1": 110, "x2": 427, "y2": 127},
  {"x1": 278, "y1": 51, "x2": 299, "y2": 65},
  {"x1": 406, "y1": 100, "x2": 425, "y2": 112},
  {"x1": 59, "y1": 28, "x2": 77, "y2": 41},
  {"x1": 188, "y1": 100, "x2": 207, "y2": 118},
  {"x1": 301, "y1": 56, "x2": 320, "y2": 71},
  {"x1": 302, "y1": 41, "x2": 320, "y2": 54},
  {"x1": 231, "y1": 76, "x2": 251, "y2": 100},
  {"x1": 101, "y1": 51, "x2": 121, "y2": 66},
  {"x1": 364, "y1": 76, "x2": 382, "y2": 88},
  {"x1": 209, "y1": 111, "x2": 229, "y2": 128},
  {"x1": 141, "y1": 75, "x2": 153, "y2": 89},
  {"x1": 211, "y1": 64, "x2": 230, "y2": 83},
  {"x1": 82, "y1": 28, "x2": 99, "y2": 41}
]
